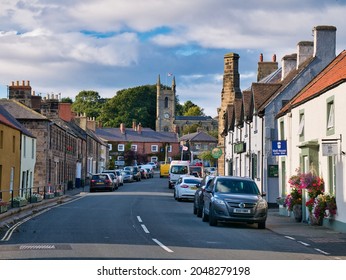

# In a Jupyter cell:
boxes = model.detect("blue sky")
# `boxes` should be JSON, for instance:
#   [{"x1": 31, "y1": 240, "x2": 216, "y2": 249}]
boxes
[{"x1": 0, "y1": 0, "x2": 345, "y2": 117}]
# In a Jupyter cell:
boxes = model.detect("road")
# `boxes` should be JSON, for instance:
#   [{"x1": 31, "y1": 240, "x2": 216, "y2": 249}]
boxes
[{"x1": 0, "y1": 176, "x2": 336, "y2": 260}]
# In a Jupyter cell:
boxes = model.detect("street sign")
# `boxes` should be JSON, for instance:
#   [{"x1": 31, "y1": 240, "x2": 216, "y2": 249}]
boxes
[{"x1": 272, "y1": 140, "x2": 287, "y2": 156}]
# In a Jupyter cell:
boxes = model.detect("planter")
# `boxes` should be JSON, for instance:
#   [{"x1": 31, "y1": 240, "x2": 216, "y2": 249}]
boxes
[
  {"x1": 13, "y1": 200, "x2": 28, "y2": 208},
  {"x1": 309, "y1": 213, "x2": 323, "y2": 226},
  {"x1": 0, "y1": 205, "x2": 8, "y2": 213},
  {"x1": 54, "y1": 191, "x2": 63, "y2": 197},
  {"x1": 293, "y1": 204, "x2": 302, "y2": 222},
  {"x1": 29, "y1": 196, "x2": 43, "y2": 203},
  {"x1": 45, "y1": 193, "x2": 55, "y2": 199}
]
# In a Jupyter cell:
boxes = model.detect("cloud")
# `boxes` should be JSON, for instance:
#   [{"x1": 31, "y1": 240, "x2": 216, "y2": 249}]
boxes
[{"x1": 0, "y1": 0, "x2": 345, "y2": 120}]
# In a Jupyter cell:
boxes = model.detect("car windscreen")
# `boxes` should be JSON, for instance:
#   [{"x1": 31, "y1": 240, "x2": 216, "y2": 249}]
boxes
[
  {"x1": 215, "y1": 179, "x2": 260, "y2": 194},
  {"x1": 92, "y1": 175, "x2": 108, "y2": 180},
  {"x1": 170, "y1": 165, "x2": 188, "y2": 174}
]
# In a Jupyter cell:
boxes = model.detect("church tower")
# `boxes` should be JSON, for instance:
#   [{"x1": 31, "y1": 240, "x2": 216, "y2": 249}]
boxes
[{"x1": 156, "y1": 74, "x2": 176, "y2": 132}]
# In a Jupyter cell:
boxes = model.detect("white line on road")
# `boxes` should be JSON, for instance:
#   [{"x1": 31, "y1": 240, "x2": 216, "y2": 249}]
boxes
[
  {"x1": 137, "y1": 216, "x2": 142, "y2": 223},
  {"x1": 152, "y1": 238, "x2": 174, "y2": 253},
  {"x1": 314, "y1": 248, "x2": 330, "y2": 255},
  {"x1": 284, "y1": 236, "x2": 296, "y2": 240},
  {"x1": 297, "y1": 241, "x2": 310, "y2": 246},
  {"x1": 141, "y1": 224, "x2": 150, "y2": 234}
]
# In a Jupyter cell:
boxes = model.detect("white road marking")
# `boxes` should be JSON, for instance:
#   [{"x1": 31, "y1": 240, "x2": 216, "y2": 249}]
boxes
[
  {"x1": 141, "y1": 224, "x2": 150, "y2": 234},
  {"x1": 284, "y1": 235, "x2": 296, "y2": 240},
  {"x1": 314, "y1": 248, "x2": 330, "y2": 255},
  {"x1": 152, "y1": 238, "x2": 174, "y2": 253},
  {"x1": 137, "y1": 216, "x2": 142, "y2": 223},
  {"x1": 297, "y1": 241, "x2": 310, "y2": 246}
]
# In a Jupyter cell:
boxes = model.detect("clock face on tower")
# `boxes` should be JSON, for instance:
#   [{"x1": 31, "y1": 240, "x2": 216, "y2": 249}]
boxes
[{"x1": 164, "y1": 113, "x2": 170, "y2": 119}]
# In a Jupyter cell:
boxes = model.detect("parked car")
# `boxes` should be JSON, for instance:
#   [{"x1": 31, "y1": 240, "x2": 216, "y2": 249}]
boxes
[
  {"x1": 90, "y1": 173, "x2": 118, "y2": 192},
  {"x1": 147, "y1": 161, "x2": 157, "y2": 169},
  {"x1": 145, "y1": 168, "x2": 154, "y2": 178},
  {"x1": 121, "y1": 170, "x2": 134, "y2": 183},
  {"x1": 202, "y1": 176, "x2": 268, "y2": 229},
  {"x1": 115, "y1": 169, "x2": 124, "y2": 186},
  {"x1": 102, "y1": 170, "x2": 120, "y2": 187},
  {"x1": 174, "y1": 175, "x2": 202, "y2": 201},
  {"x1": 140, "y1": 168, "x2": 149, "y2": 179},
  {"x1": 124, "y1": 166, "x2": 141, "y2": 181},
  {"x1": 193, "y1": 175, "x2": 215, "y2": 217}
]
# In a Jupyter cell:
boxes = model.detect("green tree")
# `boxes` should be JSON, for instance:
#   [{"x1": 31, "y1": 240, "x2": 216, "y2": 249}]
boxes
[
  {"x1": 60, "y1": 97, "x2": 73, "y2": 103},
  {"x1": 199, "y1": 151, "x2": 217, "y2": 167},
  {"x1": 71, "y1": 90, "x2": 103, "y2": 118},
  {"x1": 99, "y1": 85, "x2": 157, "y2": 129}
]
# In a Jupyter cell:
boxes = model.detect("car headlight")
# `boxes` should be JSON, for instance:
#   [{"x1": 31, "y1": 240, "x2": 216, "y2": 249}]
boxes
[
  {"x1": 257, "y1": 199, "x2": 267, "y2": 209},
  {"x1": 213, "y1": 197, "x2": 226, "y2": 206}
]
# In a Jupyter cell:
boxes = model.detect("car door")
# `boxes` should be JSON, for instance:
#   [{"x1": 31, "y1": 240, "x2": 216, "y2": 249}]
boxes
[{"x1": 203, "y1": 177, "x2": 216, "y2": 216}]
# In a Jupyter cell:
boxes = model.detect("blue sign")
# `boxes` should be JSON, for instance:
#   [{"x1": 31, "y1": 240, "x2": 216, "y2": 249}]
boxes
[{"x1": 272, "y1": 140, "x2": 287, "y2": 156}]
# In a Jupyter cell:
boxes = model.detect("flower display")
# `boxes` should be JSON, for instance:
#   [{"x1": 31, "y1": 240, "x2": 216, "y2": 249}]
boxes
[{"x1": 285, "y1": 168, "x2": 337, "y2": 225}]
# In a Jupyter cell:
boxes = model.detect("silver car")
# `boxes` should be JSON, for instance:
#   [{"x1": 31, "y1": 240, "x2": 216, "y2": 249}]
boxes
[{"x1": 202, "y1": 176, "x2": 268, "y2": 229}]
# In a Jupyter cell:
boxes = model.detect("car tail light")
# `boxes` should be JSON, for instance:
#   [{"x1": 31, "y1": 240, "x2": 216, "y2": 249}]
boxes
[
  {"x1": 180, "y1": 184, "x2": 189, "y2": 188},
  {"x1": 105, "y1": 179, "x2": 111, "y2": 185}
]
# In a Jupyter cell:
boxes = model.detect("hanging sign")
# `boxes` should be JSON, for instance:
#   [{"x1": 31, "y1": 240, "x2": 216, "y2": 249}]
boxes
[{"x1": 322, "y1": 142, "x2": 338, "y2": 156}]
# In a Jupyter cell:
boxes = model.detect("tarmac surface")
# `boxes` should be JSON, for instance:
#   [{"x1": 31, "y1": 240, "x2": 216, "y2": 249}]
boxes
[{"x1": 1, "y1": 185, "x2": 346, "y2": 259}]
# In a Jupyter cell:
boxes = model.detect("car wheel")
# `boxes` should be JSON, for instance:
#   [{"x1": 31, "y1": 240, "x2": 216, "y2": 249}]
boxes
[
  {"x1": 258, "y1": 221, "x2": 266, "y2": 229},
  {"x1": 202, "y1": 206, "x2": 209, "y2": 222},
  {"x1": 193, "y1": 204, "x2": 197, "y2": 215},
  {"x1": 209, "y1": 205, "x2": 218, "y2": 226},
  {"x1": 196, "y1": 206, "x2": 203, "y2": 218}
]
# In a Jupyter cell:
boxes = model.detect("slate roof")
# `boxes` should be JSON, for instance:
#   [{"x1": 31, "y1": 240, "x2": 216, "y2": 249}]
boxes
[
  {"x1": 0, "y1": 99, "x2": 48, "y2": 121},
  {"x1": 179, "y1": 131, "x2": 217, "y2": 143},
  {"x1": 277, "y1": 50, "x2": 346, "y2": 118},
  {"x1": 95, "y1": 127, "x2": 179, "y2": 143}
]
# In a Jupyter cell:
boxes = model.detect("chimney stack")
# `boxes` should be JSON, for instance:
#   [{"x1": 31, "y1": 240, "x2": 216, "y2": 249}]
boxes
[
  {"x1": 281, "y1": 54, "x2": 297, "y2": 80},
  {"x1": 120, "y1": 123, "x2": 125, "y2": 134},
  {"x1": 257, "y1": 53, "x2": 279, "y2": 82},
  {"x1": 313, "y1": 25, "x2": 336, "y2": 61},
  {"x1": 137, "y1": 123, "x2": 142, "y2": 134},
  {"x1": 297, "y1": 41, "x2": 313, "y2": 67}
]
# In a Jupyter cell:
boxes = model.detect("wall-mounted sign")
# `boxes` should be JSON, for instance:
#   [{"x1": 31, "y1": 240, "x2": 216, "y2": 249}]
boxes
[
  {"x1": 268, "y1": 165, "x2": 278, "y2": 177},
  {"x1": 272, "y1": 140, "x2": 287, "y2": 156},
  {"x1": 211, "y1": 147, "x2": 222, "y2": 159},
  {"x1": 322, "y1": 142, "x2": 338, "y2": 156},
  {"x1": 234, "y1": 142, "x2": 246, "y2": 154}
]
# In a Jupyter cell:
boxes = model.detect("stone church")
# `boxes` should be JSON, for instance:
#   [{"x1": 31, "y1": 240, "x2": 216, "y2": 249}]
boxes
[{"x1": 155, "y1": 75, "x2": 218, "y2": 136}]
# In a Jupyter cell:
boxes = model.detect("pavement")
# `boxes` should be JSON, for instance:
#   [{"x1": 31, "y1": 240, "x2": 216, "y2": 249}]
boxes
[{"x1": 1, "y1": 185, "x2": 346, "y2": 258}]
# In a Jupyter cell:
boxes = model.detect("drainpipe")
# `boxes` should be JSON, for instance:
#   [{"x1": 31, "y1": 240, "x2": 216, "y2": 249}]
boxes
[{"x1": 261, "y1": 116, "x2": 265, "y2": 194}]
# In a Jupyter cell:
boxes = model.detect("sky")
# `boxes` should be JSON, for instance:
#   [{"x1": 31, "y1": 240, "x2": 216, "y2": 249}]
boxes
[{"x1": 0, "y1": 0, "x2": 345, "y2": 118}]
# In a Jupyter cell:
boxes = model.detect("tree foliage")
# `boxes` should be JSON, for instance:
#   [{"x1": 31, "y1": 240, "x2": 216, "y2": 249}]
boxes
[
  {"x1": 71, "y1": 90, "x2": 103, "y2": 118},
  {"x1": 98, "y1": 85, "x2": 157, "y2": 129}
]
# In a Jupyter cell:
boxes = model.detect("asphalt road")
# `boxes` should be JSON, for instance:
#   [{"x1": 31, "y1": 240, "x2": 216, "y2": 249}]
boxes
[{"x1": 0, "y1": 177, "x2": 334, "y2": 260}]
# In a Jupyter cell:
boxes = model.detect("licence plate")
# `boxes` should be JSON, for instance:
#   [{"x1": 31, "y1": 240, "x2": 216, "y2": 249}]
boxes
[
  {"x1": 96, "y1": 182, "x2": 103, "y2": 185},
  {"x1": 190, "y1": 187, "x2": 197, "y2": 190},
  {"x1": 234, "y1": 208, "x2": 251, "y2": 214}
]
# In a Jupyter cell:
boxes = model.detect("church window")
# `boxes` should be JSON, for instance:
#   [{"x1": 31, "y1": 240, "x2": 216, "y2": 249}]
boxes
[{"x1": 164, "y1": 97, "x2": 169, "y2": 108}]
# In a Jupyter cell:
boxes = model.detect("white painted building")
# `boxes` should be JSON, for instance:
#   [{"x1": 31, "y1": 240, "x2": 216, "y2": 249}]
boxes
[
  {"x1": 277, "y1": 50, "x2": 346, "y2": 232},
  {"x1": 20, "y1": 133, "x2": 37, "y2": 197}
]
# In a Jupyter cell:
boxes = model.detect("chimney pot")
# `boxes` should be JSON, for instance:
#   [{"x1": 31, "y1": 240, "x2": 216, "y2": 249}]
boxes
[{"x1": 260, "y1": 53, "x2": 263, "y2": 62}]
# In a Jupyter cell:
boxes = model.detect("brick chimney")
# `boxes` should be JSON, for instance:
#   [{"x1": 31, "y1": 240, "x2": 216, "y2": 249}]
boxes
[
  {"x1": 257, "y1": 53, "x2": 278, "y2": 81},
  {"x1": 120, "y1": 123, "x2": 126, "y2": 134},
  {"x1": 137, "y1": 123, "x2": 142, "y2": 134},
  {"x1": 87, "y1": 117, "x2": 96, "y2": 131},
  {"x1": 58, "y1": 103, "x2": 74, "y2": 122},
  {"x1": 132, "y1": 120, "x2": 137, "y2": 130}
]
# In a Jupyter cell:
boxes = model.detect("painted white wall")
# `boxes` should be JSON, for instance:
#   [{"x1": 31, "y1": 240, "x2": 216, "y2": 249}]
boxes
[
  {"x1": 281, "y1": 82, "x2": 346, "y2": 226},
  {"x1": 20, "y1": 134, "x2": 36, "y2": 195}
]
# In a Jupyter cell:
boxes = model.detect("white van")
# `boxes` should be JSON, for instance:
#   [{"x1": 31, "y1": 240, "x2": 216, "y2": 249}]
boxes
[{"x1": 168, "y1": 160, "x2": 190, "y2": 188}]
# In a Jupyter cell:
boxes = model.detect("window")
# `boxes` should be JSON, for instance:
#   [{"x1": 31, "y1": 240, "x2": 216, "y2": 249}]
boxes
[
  {"x1": 151, "y1": 156, "x2": 158, "y2": 162},
  {"x1": 167, "y1": 145, "x2": 172, "y2": 152},
  {"x1": 151, "y1": 145, "x2": 158, "y2": 152},
  {"x1": 118, "y1": 144, "x2": 124, "y2": 151},
  {"x1": 32, "y1": 139, "x2": 35, "y2": 159},
  {"x1": 131, "y1": 145, "x2": 137, "y2": 151},
  {"x1": 0, "y1": 130, "x2": 3, "y2": 149},
  {"x1": 108, "y1": 144, "x2": 113, "y2": 151},
  {"x1": 164, "y1": 97, "x2": 169, "y2": 108},
  {"x1": 327, "y1": 98, "x2": 335, "y2": 135},
  {"x1": 117, "y1": 156, "x2": 124, "y2": 161},
  {"x1": 298, "y1": 112, "x2": 304, "y2": 140},
  {"x1": 23, "y1": 136, "x2": 26, "y2": 158},
  {"x1": 280, "y1": 120, "x2": 285, "y2": 140},
  {"x1": 12, "y1": 136, "x2": 15, "y2": 153}
]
